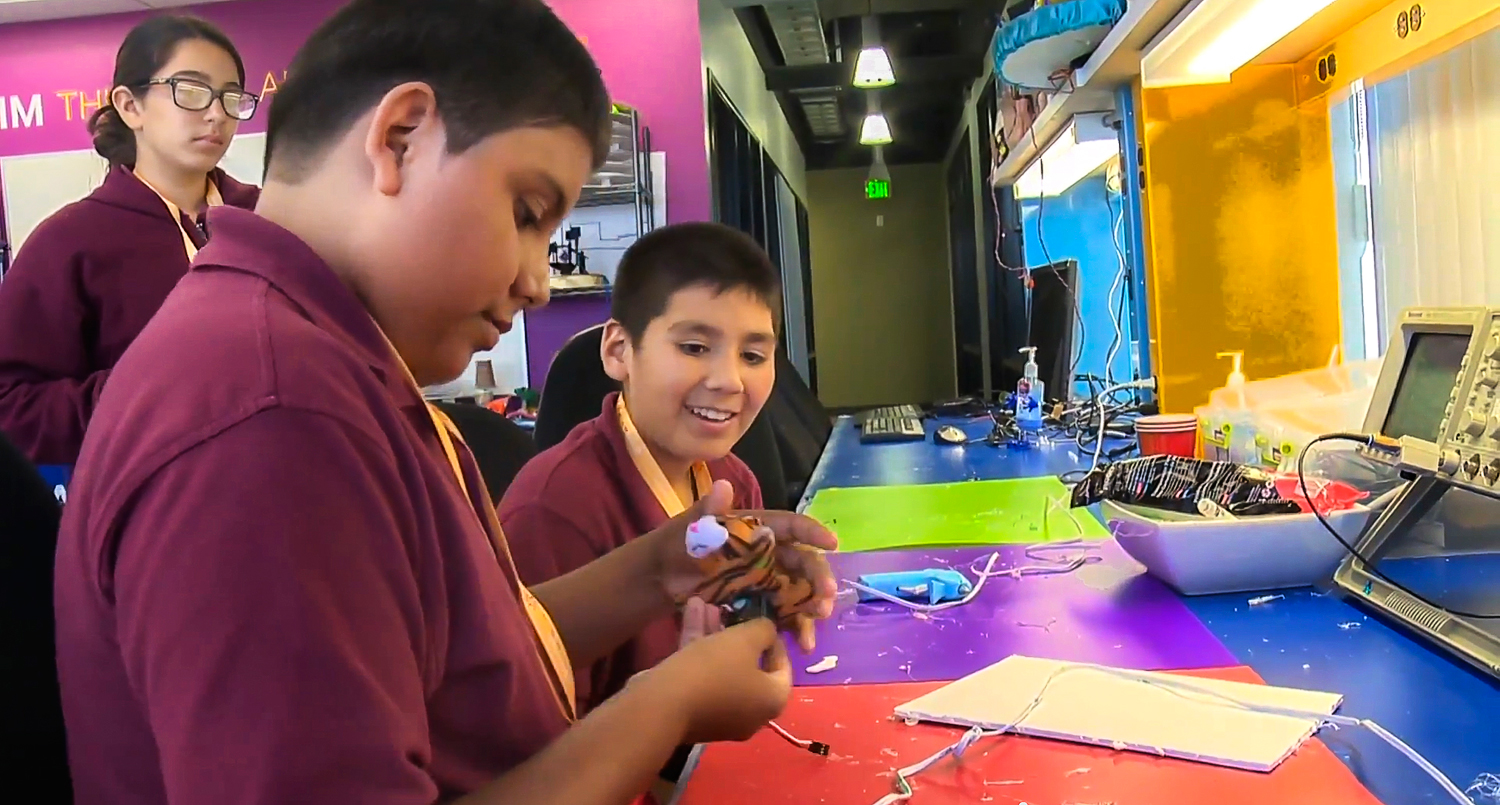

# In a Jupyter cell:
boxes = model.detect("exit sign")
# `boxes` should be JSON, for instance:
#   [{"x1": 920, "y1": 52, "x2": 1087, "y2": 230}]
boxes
[{"x1": 866, "y1": 179, "x2": 890, "y2": 199}]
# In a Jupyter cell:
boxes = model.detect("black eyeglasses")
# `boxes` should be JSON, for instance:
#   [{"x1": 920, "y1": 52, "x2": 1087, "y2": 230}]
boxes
[{"x1": 143, "y1": 77, "x2": 260, "y2": 121}]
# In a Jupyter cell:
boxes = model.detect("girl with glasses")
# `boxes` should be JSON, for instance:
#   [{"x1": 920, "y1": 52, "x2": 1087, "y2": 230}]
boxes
[{"x1": 0, "y1": 15, "x2": 261, "y2": 466}]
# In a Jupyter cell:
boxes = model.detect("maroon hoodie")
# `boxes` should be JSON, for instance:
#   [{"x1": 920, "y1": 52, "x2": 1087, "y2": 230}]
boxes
[{"x1": 0, "y1": 166, "x2": 259, "y2": 466}]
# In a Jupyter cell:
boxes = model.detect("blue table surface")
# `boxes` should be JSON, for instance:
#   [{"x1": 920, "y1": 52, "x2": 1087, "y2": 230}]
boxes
[
  {"x1": 801, "y1": 416, "x2": 1127, "y2": 500},
  {"x1": 804, "y1": 416, "x2": 1500, "y2": 804}
]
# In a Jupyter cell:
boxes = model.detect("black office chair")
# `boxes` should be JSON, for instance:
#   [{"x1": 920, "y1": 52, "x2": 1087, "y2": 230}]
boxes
[
  {"x1": 533, "y1": 325, "x2": 617, "y2": 452},
  {"x1": 533, "y1": 325, "x2": 796, "y2": 509},
  {"x1": 0, "y1": 432, "x2": 70, "y2": 801},
  {"x1": 434, "y1": 401, "x2": 538, "y2": 504}
]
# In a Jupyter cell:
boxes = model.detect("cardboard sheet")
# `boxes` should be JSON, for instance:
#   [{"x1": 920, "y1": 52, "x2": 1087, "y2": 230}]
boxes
[
  {"x1": 677, "y1": 670, "x2": 1382, "y2": 805},
  {"x1": 892, "y1": 655, "x2": 1343, "y2": 772},
  {"x1": 803, "y1": 478, "x2": 1109, "y2": 552}
]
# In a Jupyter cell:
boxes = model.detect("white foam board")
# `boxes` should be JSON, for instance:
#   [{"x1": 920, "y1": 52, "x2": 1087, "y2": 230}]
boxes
[{"x1": 893, "y1": 655, "x2": 1343, "y2": 772}]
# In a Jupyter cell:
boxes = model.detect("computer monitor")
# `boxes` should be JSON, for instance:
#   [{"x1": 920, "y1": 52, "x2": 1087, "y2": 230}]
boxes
[
  {"x1": 996, "y1": 260, "x2": 1077, "y2": 397},
  {"x1": 1336, "y1": 306, "x2": 1500, "y2": 680}
]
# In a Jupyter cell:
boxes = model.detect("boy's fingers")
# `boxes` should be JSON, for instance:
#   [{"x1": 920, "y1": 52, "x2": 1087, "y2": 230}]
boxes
[
  {"x1": 761, "y1": 633, "x2": 790, "y2": 674},
  {"x1": 731, "y1": 616, "x2": 779, "y2": 651},
  {"x1": 680, "y1": 598, "x2": 709, "y2": 645},
  {"x1": 746, "y1": 509, "x2": 837, "y2": 552},
  {"x1": 761, "y1": 639, "x2": 793, "y2": 697},
  {"x1": 777, "y1": 544, "x2": 837, "y2": 619},
  {"x1": 687, "y1": 480, "x2": 734, "y2": 518},
  {"x1": 793, "y1": 615, "x2": 817, "y2": 654}
]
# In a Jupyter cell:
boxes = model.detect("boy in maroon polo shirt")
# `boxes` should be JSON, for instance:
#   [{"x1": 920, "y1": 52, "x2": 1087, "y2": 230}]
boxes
[
  {"x1": 503, "y1": 222, "x2": 780, "y2": 715},
  {"x1": 51, "y1": 3, "x2": 836, "y2": 805}
]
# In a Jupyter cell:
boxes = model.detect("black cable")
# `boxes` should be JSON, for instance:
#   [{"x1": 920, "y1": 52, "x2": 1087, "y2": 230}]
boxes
[
  {"x1": 1026, "y1": 124, "x2": 1054, "y2": 351},
  {"x1": 1022, "y1": 122, "x2": 1089, "y2": 398},
  {"x1": 1298, "y1": 433, "x2": 1500, "y2": 619}
]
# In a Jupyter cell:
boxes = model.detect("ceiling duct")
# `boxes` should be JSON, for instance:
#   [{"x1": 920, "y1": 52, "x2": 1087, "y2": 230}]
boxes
[{"x1": 762, "y1": 2, "x2": 845, "y2": 141}]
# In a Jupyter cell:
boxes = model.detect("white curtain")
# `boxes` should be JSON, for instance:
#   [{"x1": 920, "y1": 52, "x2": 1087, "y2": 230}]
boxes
[{"x1": 1365, "y1": 26, "x2": 1500, "y2": 329}]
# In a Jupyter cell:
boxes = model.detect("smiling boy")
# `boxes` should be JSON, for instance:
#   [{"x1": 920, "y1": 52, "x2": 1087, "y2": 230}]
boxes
[
  {"x1": 502, "y1": 223, "x2": 782, "y2": 712},
  {"x1": 50, "y1": 3, "x2": 835, "y2": 805}
]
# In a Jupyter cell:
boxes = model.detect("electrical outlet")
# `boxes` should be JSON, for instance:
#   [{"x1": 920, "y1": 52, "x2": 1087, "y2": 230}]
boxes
[{"x1": 876, "y1": 214, "x2": 885, "y2": 227}]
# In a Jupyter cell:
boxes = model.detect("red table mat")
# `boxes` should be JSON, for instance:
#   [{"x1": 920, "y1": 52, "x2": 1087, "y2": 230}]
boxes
[{"x1": 679, "y1": 666, "x2": 1382, "y2": 805}]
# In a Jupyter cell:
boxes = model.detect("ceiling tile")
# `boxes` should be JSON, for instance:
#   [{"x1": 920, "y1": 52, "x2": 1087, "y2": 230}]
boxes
[
  {"x1": 0, "y1": 0, "x2": 237, "y2": 25},
  {"x1": 0, "y1": 0, "x2": 141, "y2": 25}
]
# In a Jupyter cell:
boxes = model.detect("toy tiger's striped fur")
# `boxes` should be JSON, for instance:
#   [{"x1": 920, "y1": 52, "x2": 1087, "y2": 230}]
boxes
[{"x1": 685, "y1": 515, "x2": 816, "y2": 627}]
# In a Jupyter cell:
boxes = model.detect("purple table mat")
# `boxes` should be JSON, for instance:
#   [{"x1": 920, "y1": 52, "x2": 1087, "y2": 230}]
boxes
[{"x1": 788, "y1": 540, "x2": 1238, "y2": 686}]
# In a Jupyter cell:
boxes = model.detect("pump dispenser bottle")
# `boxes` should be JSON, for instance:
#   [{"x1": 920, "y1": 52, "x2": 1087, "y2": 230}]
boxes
[
  {"x1": 1217, "y1": 351, "x2": 1247, "y2": 409},
  {"x1": 1016, "y1": 347, "x2": 1044, "y2": 437}
]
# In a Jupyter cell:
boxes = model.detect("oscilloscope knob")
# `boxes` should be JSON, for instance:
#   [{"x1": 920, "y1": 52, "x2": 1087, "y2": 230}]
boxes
[{"x1": 1459, "y1": 410, "x2": 1488, "y2": 438}]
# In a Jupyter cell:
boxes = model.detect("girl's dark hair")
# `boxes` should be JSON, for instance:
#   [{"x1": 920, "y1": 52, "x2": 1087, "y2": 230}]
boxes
[{"x1": 89, "y1": 15, "x2": 247, "y2": 168}]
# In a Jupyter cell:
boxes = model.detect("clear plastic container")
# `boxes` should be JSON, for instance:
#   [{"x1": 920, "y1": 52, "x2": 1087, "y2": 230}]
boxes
[
  {"x1": 1204, "y1": 359, "x2": 1379, "y2": 411},
  {"x1": 1198, "y1": 408, "x2": 1258, "y2": 463},
  {"x1": 1194, "y1": 359, "x2": 1379, "y2": 466},
  {"x1": 1258, "y1": 388, "x2": 1373, "y2": 468}
]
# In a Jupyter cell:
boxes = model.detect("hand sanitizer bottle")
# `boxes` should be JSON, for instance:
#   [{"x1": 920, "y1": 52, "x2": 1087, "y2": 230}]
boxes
[{"x1": 1016, "y1": 347, "x2": 1044, "y2": 443}]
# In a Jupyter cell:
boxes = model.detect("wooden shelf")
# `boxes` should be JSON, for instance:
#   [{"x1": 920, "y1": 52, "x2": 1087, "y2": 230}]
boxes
[{"x1": 990, "y1": 0, "x2": 1197, "y2": 187}]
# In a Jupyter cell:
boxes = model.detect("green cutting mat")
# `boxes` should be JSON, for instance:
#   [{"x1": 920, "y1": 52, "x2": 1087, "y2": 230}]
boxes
[{"x1": 804, "y1": 477, "x2": 1109, "y2": 553}]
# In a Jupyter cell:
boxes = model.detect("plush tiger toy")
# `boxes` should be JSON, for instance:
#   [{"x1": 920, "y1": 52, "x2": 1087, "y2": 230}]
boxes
[{"x1": 682, "y1": 515, "x2": 816, "y2": 629}]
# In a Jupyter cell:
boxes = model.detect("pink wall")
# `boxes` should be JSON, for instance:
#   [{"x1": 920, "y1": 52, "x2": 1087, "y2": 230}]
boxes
[{"x1": 0, "y1": 0, "x2": 710, "y2": 222}]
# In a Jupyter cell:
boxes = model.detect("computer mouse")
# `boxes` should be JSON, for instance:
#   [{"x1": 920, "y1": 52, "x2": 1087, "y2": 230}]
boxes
[{"x1": 935, "y1": 425, "x2": 967, "y2": 445}]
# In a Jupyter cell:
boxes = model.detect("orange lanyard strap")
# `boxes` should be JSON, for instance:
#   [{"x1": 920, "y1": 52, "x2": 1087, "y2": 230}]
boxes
[
  {"x1": 133, "y1": 170, "x2": 224, "y2": 260},
  {"x1": 427, "y1": 405, "x2": 577, "y2": 722},
  {"x1": 374, "y1": 327, "x2": 575, "y2": 722},
  {"x1": 615, "y1": 395, "x2": 712, "y2": 519}
]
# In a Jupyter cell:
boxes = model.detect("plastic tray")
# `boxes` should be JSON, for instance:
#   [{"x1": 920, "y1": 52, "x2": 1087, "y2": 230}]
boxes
[{"x1": 1104, "y1": 500, "x2": 1373, "y2": 596}]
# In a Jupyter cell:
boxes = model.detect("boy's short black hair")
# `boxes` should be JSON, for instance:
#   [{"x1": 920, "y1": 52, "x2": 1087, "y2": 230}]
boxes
[
  {"x1": 611, "y1": 223, "x2": 782, "y2": 343},
  {"x1": 263, "y1": 0, "x2": 611, "y2": 183}
]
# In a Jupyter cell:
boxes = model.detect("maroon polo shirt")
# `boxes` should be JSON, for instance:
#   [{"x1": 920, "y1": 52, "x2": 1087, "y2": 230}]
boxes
[
  {"x1": 500, "y1": 392, "x2": 762, "y2": 713},
  {"x1": 0, "y1": 166, "x2": 259, "y2": 465},
  {"x1": 53, "y1": 206, "x2": 569, "y2": 805}
]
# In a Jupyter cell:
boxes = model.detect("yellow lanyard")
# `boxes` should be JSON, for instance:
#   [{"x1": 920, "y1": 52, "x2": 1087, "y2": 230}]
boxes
[
  {"x1": 379, "y1": 330, "x2": 576, "y2": 722},
  {"x1": 615, "y1": 396, "x2": 713, "y2": 518},
  {"x1": 132, "y1": 170, "x2": 224, "y2": 260}
]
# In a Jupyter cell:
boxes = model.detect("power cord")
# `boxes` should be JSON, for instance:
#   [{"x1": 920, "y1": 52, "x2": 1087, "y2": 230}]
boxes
[
  {"x1": 768, "y1": 721, "x2": 829, "y2": 756},
  {"x1": 1298, "y1": 433, "x2": 1500, "y2": 619},
  {"x1": 1091, "y1": 377, "x2": 1158, "y2": 471}
]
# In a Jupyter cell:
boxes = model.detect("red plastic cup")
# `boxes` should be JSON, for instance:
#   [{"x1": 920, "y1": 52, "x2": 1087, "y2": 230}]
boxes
[{"x1": 1136, "y1": 414, "x2": 1198, "y2": 458}]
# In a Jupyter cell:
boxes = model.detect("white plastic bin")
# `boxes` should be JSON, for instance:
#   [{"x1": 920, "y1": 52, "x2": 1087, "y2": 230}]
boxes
[{"x1": 1104, "y1": 500, "x2": 1373, "y2": 595}]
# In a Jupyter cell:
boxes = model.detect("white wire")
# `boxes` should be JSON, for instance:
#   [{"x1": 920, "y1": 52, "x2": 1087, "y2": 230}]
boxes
[
  {"x1": 869, "y1": 664, "x2": 1475, "y2": 805},
  {"x1": 1104, "y1": 185, "x2": 1128, "y2": 386},
  {"x1": 843, "y1": 553, "x2": 1001, "y2": 613},
  {"x1": 872, "y1": 725, "x2": 997, "y2": 805},
  {"x1": 768, "y1": 720, "x2": 809, "y2": 748},
  {"x1": 842, "y1": 507, "x2": 1102, "y2": 614},
  {"x1": 1065, "y1": 263, "x2": 1087, "y2": 400}
]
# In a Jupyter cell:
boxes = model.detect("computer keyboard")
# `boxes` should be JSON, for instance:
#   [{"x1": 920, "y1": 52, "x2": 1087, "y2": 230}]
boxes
[
  {"x1": 861, "y1": 404, "x2": 924, "y2": 423},
  {"x1": 859, "y1": 415, "x2": 926, "y2": 444}
]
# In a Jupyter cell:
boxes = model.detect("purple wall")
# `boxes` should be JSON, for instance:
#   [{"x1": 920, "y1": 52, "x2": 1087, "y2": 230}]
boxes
[
  {"x1": 525, "y1": 293, "x2": 612, "y2": 390},
  {"x1": 0, "y1": 0, "x2": 711, "y2": 223}
]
